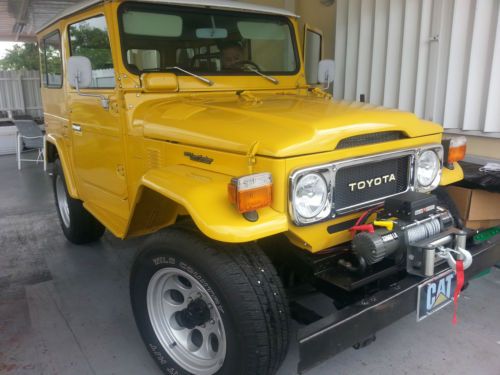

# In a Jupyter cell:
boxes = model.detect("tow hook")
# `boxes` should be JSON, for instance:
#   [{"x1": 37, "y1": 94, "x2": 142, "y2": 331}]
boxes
[
  {"x1": 436, "y1": 231, "x2": 473, "y2": 271},
  {"x1": 436, "y1": 231, "x2": 472, "y2": 324}
]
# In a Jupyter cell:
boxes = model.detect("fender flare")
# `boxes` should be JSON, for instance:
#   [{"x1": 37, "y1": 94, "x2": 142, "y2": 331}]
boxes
[
  {"x1": 46, "y1": 134, "x2": 79, "y2": 199},
  {"x1": 126, "y1": 165, "x2": 288, "y2": 242}
]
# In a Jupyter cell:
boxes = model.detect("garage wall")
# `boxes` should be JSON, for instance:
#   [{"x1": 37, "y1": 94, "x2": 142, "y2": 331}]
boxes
[
  {"x1": 296, "y1": 0, "x2": 336, "y2": 59},
  {"x1": 241, "y1": 0, "x2": 336, "y2": 60},
  {"x1": 334, "y1": 0, "x2": 500, "y2": 161}
]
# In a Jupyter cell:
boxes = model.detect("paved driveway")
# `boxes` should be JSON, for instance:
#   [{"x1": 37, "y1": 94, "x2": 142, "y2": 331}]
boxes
[{"x1": 1, "y1": 154, "x2": 499, "y2": 375}]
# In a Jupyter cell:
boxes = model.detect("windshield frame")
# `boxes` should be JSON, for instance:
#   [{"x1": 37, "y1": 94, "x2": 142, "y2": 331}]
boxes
[{"x1": 117, "y1": 1, "x2": 301, "y2": 78}]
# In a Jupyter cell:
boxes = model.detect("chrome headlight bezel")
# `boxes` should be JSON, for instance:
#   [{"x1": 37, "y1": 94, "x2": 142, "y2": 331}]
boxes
[
  {"x1": 289, "y1": 167, "x2": 333, "y2": 225},
  {"x1": 415, "y1": 146, "x2": 443, "y2": 192}
]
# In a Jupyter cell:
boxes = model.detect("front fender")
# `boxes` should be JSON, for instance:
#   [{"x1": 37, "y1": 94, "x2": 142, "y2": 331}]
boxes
[
  {"x1": 129, "y1": 165, "x2": 288, "y2": 242},
  {"x1": 440, "y1": 162, "x2": 464, "y2": 186}
]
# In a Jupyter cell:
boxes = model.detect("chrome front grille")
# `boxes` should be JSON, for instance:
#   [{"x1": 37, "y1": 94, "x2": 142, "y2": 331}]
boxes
[
  {"x1": 289, "y1": 148, "x2": 425, "y2": 226},
  {"x1": 289, "y1": 146, "x2": 445, "y2": 226}
]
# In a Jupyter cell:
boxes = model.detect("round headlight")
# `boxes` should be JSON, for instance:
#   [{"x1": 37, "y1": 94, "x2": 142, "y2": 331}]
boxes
[
  {"x1": 417, "y1": 150, "x2": 440, "y2": 187},
  {"x1": 294, "y1": 173, "x2": 328, "y2": 219}
]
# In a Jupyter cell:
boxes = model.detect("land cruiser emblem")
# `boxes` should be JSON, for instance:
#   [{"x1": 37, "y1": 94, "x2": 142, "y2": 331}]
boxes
[
  {"x1": 348, "y1": 173, "x2": 396, "y2": 192},
  {"x1": 184, "y1": 152, "x2": 214, "y2": 164}
]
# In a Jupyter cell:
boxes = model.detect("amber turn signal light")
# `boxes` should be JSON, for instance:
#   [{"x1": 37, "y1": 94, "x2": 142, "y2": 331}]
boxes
[
  {"x1": 444, "y1": 136, "x2": 467, "y2": 164},
  {"x1": 228, "y1": 173, "x2": 272, "y2": 213}
]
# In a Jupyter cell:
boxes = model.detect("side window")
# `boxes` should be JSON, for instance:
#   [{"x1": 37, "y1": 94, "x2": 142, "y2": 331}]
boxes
[
  {"x1": 40, "y1": 31, "x2": 62, "y2": 88},
  {"x1": 304, "y1": 27, "x2": 323, "y2": 85},
  {"x1": 68, "y1": 15, "x2": 115, "y2": 88}
]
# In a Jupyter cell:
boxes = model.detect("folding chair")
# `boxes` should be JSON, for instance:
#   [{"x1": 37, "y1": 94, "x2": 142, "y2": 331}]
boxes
[{"x1": 15, "y1": 120, "x2": 47, "y2": 171}]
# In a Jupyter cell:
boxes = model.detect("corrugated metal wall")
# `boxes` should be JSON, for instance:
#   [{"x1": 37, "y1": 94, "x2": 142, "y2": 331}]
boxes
[
  {"x1": 334, "y1": 0, "x2": 500, "y2": 136},
  {"x1": 0, "y1": 70, "x2": 43, "y2": 119}
]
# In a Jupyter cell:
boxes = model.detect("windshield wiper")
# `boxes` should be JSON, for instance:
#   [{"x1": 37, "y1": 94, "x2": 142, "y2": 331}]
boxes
[
  {"x1": 246, "y1": 67, "x2": 279, "y2": 85},
  {"x1": 165, "y1": 66, "x2": 214, "y2": 86}
]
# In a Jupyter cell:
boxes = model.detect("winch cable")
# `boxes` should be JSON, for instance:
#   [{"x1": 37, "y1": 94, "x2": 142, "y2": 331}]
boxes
[{"x1": 405, "y1": 218, "x2": 442, "y2": 243}]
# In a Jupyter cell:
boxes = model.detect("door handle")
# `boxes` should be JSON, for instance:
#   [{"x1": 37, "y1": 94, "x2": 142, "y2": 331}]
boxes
[{"x1": 72, "y1": 124, "x2": 82, "y2": 133}]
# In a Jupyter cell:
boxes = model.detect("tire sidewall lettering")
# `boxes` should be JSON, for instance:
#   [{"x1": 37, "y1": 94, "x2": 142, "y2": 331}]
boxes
[
  {"x1": 148, "y1": 344, "x2": 179, "y2": 375},
  {"x1": 151, "y1": 255, "x2": 225, "y2": 315}
]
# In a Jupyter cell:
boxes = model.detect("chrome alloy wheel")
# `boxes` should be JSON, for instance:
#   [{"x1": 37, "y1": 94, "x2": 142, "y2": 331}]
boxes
[
  {"x1": 146, "y1": 268, "x2": 227, "y2": 375},
  {"x1": 55, "y1": 174, "x2": 70, "y2": 228}
]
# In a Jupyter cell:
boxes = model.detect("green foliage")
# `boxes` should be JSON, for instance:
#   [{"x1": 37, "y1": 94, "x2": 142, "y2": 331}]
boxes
[
  {"x1": 69, "y1": 24, "x2": 113, "y2": 69},
  {"x1": 0, "y1": 43, "x2": 39, "y2": 71},
  {"x1": 44, "y1": 43, "x2": 62, "y2": 76}
]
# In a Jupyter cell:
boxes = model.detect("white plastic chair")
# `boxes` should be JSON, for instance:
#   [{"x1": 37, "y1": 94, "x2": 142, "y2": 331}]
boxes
[{"x1": 15, "y1": 120, "x2": 47, "y2": 171}]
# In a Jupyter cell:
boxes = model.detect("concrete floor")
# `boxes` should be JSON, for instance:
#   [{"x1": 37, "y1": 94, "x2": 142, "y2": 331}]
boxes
[{"x1": 1, "y1": 153, "x2": 500, "y2": 375}]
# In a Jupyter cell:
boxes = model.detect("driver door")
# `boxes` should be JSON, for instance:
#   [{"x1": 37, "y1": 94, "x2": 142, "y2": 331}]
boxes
[{"x1": 67, "y1": 13, "x2": 129, "y2": 219}]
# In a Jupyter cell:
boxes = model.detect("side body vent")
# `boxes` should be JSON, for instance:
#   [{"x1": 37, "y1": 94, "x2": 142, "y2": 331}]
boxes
[
  {"x1": 336, "y1": 131, "x2": 405, "y2": 150},
  {"x1": 146, "y1": 148, "x2": 162, "y2": 169}
]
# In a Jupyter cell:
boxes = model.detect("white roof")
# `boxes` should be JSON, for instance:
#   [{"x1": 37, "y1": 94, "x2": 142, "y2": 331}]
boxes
[{"x1": 37, "y1": 0, "x2": 298, "y2": 33}]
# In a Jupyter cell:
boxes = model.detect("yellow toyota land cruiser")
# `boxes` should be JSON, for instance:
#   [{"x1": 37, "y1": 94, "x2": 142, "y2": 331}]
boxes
[{"x1": 37, "y1": 1, "x2": 500, "y2": 374}]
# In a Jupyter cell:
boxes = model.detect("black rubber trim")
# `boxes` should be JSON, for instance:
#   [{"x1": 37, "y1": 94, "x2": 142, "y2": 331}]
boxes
[{"x1": 327, "y1": 218, "x2": 358, "y2": 234}]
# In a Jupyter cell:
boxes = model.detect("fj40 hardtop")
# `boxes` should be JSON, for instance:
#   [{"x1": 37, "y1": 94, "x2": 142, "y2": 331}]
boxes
[{"x1": 37, "y1": 1, "x2": 500, "y2": 374}]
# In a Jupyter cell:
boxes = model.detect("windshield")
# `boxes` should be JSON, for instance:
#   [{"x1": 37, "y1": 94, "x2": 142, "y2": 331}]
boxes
[{"x1": 118, "y1": 3, "x2": 299, "y2": 76}]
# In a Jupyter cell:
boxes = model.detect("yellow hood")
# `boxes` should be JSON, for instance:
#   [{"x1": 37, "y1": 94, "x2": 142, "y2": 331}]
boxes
[{"x1": 139, "y1": 93, "x2": 442, "y2": 157}]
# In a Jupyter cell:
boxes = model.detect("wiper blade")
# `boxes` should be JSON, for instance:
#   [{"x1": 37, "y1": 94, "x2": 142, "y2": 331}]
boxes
[
  {"x1": 247, "y1": 67, "x2": 279, "y2": 85},
  {"x1": 165, "y1": 66, "x2": 214, "y2": 86}
]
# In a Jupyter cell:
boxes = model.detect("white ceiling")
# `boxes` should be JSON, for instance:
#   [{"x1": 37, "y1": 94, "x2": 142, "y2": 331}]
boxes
[{"x1": 0, "y1": 0, "x2": 83, "y2": 42}]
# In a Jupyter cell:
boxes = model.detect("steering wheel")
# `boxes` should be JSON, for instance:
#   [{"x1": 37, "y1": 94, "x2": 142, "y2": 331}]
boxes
[{"x1": 227, "y1": 60, "x2": 261, "y2": 71}]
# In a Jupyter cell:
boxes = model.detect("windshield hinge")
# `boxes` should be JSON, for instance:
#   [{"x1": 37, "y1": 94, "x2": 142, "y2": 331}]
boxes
[
  {"x1": 309, "y1": 87, "x2": 332, "y2": 100},
  {"x1": 237, "y1": 91, "x2": 262, "y2": 105}
]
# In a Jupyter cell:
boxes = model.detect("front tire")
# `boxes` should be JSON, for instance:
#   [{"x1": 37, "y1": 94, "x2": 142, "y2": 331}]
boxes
[
  {"x1": 53, "y1": 159, "x2": 105, "y2": 244},
  {"x1": 130, "y1": 228, "x2": 290, "y2": 375}
]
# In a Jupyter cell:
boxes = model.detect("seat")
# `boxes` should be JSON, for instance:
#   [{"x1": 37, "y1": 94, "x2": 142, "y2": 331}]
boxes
[{"x1": 15, "y1": 120, "x2": 46, "y2": 171}]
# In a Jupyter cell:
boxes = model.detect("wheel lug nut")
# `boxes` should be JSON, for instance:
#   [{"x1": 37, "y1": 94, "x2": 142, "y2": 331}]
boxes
[
  {"x1": 210, "y1": 319, "x2": 215, "y2": 324},
  {"x1": 208, "y1": 303, "x2": 213, "y2": 309}
]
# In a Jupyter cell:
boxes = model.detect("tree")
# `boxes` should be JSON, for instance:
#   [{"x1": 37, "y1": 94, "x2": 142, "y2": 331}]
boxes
[
  {"x1": 0, "y1": 43, "x2": 39, "y2": 71},
  {"x1": 69, "y1": 24, "x2": 113, "y2": 69}
]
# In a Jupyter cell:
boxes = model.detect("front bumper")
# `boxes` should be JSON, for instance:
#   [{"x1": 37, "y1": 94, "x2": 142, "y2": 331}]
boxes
[{"x1": 298, "y1": 234, "x2": 500, "y2": 373}]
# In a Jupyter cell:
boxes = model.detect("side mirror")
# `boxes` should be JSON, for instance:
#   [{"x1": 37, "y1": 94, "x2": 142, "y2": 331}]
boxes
[
  {"x1": 67, "y1": 56, "x2": 109, "y2": 110},
  {"x1": 318, "y1": 59, "x2": 335, "y2": 90},
  {"x1": 67, "y1": 56, "x2": 92, "y2": 89}
]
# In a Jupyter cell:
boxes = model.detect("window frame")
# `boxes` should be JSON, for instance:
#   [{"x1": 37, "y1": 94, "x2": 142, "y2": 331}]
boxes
[
  {"x1": 67, "y1": 14, "x2": 116, "y2": 90},
  {"x1": 117, "y1": 2, "x2": 301, "y2": 77},
  {"x1": 41, "y1": 30, "x2": 63, "y2": 89}
]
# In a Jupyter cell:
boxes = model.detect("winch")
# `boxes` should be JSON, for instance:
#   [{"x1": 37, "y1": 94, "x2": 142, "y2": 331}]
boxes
[{"x1": 351, "y1": 191, "x2": 472, "y2": 277}]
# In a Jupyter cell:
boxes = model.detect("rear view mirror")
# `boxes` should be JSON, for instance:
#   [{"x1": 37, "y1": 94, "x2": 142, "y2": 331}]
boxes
[
  {"x1": 318, "y1": 59, "x2": 335, "y2": 89},
  {"x1": 196, "y1": 28, "x2": 228, "y2": 39},
  {"x1": 67, "y1": 56, "x2": 109, "y2": 110},
  {"x1": 67, "y1": 56, "x2": 92, "y2": 89}
]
